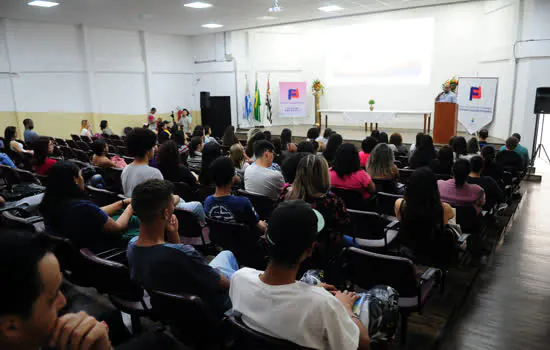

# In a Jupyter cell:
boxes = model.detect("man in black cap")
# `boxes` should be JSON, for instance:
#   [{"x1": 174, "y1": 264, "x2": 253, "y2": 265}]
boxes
[{"x1": 229, "y1": 200, "x2": 370, "y2": 350}]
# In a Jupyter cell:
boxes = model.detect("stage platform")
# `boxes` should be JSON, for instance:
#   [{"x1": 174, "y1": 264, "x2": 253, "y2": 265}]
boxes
[{"x1": 236, "y1": 125, "x2": 505, "y2": 147}]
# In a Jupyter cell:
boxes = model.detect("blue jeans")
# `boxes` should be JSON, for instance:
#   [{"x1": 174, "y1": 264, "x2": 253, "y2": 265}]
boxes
[
  {"x1": 209, "y1": 250, "x2": 239, "y2": 279},
  {"x1": 344, "y1": 235, "x2": 359, "y2": 248},
  {"x1": 176, "y1": 198, "x2": 206, "y2": 223}
]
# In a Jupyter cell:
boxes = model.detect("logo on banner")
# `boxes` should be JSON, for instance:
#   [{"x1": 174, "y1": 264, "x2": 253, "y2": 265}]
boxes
[
  {"x1": 469, "y1": 86, "x2": 482, "y2": 101},
  {"x1": 288, "y1": 88, "x2": 300, "y2": 100}
]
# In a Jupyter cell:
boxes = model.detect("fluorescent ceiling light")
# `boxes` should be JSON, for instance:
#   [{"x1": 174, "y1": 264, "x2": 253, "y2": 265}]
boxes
[
  {"x1": 202, "y1": 23, "x2": 223, "y2": 29},
  {"x1": 257, "y1": 16, "x2": 277, "y2": 20},
  {"x1": 319, "y1": 5, "x2": 344, "y2": 12},
  {"x1": 184, "y1": 2, "x2": 212, "y2": 9},
  {"x1": 28, "y1": 0, "x2": 59, "y2": 8}
]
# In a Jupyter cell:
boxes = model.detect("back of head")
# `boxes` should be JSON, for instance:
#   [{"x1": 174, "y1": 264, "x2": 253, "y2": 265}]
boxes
[
  {"x1": 437, "y1": 145, "x2": 454, "y2": 167},
  {"x1": 192, "y1": 125, "x2": 204, "y2": 138},
  {"x1": 222, "y1": 125, "x2": 238, "y2": 146},
  {"x1": 200, "y1": 142, "x2": 222, "y2": 185},
  {"x1": 405, "y1": 167, "x2": 440, "y2": 206},
  {"x1": 467, "y1": 137, "x2": 479, "y2": 154},
  {"x1": 288, "y1": 155, "x2": 330, "y2": 200},
  {"x1": 452, "y1": 159, "x2": 470, "y2": 187},
  {"x1": 32, "y1": 137, "x2": 51, "y2": 165},
  {"x1": 189, "y1": 136, "x2": 203, "y2": 157},
  {"x1": 23, "y1": 118, "x2": 33, "y2": 130},
  {"x1": 470, "y1": 155, "x2": 484, "y2": 173},
  {"x1": 448, "y1": 136, "x2": 457, "y2": 146},
  {"x1": 247, "y1": 128, "x2": 262, "y2": 141},
  {"x1": 323, "y1": 128, "x2": 333, "y2": 139},
  {"x1": 307, "y1": 127, "x2": 320, "y2": 140},
  {"x1": 333, "y1": 143, "x2": 360, "y2": 178},
  {"x1": 100, "y1": 120, "x2": 108, "y2": 130},
  {"x1": 123, "y1": 126, "x2": 132, "y2": 135},
  {"x1": 361, "y1": 136, "x2": 378, "y2": 153},
  {"x1": 5, "y1": 126, "x2": 16, "y2": 141},
  {"x1": 323, "y1": 133, "x2": 343, "y2": 161},
  {"x1": 367, "y1": 143, "x2": 394, "y2": 177},
  {"x1": 229, "y1": 143, "x2": 245, "y2": 168},
  {"x1": 40, "y1": 161, "x2": 83, "y2": 218},
  {"x1": 254, "y1": 140, "x2": 274, "y2": 159},
  {"x1": 415, "y1": 132, "x2": 424, "y2": 146},
  {"x1": 131, "y1": 179, "x2": 174, "y2": 225},
  {"x1": 157, "y1": 140, "x2": 179, "y2": 172},
  {"x1": 280, "y1": 128, "x2": 292, "y2": 146},
  {"x1": 512, "y1": 133, "x2": 521, "y2": 142},
  {"x1": 204, "y1": 125, "x2": 211, "y2": 136},
  {"x1": 263, "y1": 130, "x2": 272, "y2": 141},
  {"x1": 389, "y1": 133, "x2": 403, "y2": 147},
  {"x1": 266, "y1": 200, "x2": 320, "y2": 268},
  {"x1": 210, "y1": 157, "x2": 235, "y2": 187},
  {"x1": 379, "y1": 132, "x2": 389, "y2": 144},
  {"x1": 173, "y1": 131, "x2": 186, "y2": 146},
  {"x1": 370, "y1": 130, "x2": 380, "y2": 141},
  {"x1": 418, "y1": 134, "x2": 434, "y2": 150},
  {"x1": 506, "y1": 136, "x2": 519, "y2": 150},
  {"x1": 91, "y1": 139, "x2": 107, "y2": 156},
  {"x1": 282, "y1": 152, "x2": 308, "y2": 184},
  {"x1": 297, "y1": 141, "x2": 315, "y2": 154},
  {"x1": 479, "y1": 128, "x2": 489, "y2": 140},
  {"x1": 246, "y1": 132, "x2": 266, "y2": 158},
  {"x1": 481, "y1": 145, "x2": 496, "y2": 162},
  {"x1": 452, "y1": 137, "x2": 467, "y2": 155},
  {"x1": 126, "y1": 127, "x2": 157, "y2": 158}
]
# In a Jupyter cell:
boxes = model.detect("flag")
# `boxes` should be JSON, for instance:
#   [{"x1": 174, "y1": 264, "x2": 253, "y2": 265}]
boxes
[
  {"x1": 265, "y1": 75, "x2": 273, "y2": 124},
  {"x1": 243, "y1": 76, "x2": 252, "y2": 121},
  {"x1": 254, "y1": 78, "x2": 261, "y2": 123}
]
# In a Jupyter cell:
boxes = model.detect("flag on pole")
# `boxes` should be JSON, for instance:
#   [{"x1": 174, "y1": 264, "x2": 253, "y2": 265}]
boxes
[
  {"x1": 254, "y1": 78, "x2": 261, "y2": 123},
  {"x1": 243, "y1": 75, "x2": 252, "y2": 121},
  {"x1": 265, "y1": 75, "x2": 273, "y2": 124}
]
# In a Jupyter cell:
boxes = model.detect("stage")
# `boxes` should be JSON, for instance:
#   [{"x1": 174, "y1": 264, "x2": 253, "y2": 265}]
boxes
[{"x1": 236, "y1": 125, "x2": 506, "y2": 147}]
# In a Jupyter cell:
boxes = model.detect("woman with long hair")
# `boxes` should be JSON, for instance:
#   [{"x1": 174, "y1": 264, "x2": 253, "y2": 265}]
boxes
[
  {"x1": 452, "y1": 136, "x2": 470, "y2": 160},
  {"x1": 330, "y1": 143, "x2": 376, "y2": 199},
  {"x1": 188, "y1": 136, "x2": 204, "y2": 172},
  {"x1": 245, "y1": 130, "x2": 266, "y2": 159},
  {"x1": 409, "y1": 134, "x2": 437, "y2": 169},
  {"x1": 40, "y1": 161, "x2": 134, "y2": 253},
  {"x1": 409, "y1": 132, "x2": 424, "y2": 157},
  {"x1": 367, "y1": 143, "x2": 398, "y2": 180},
  {"x1": 222, "y1": 125, "x2": 239, "y2": 147},
  {"x1": 157, "y1": 140, "x2": 197, "y2": 188},
  {"x1": 438, "y1": 159, "x2": 486, "y2": 213},
  {"x1": 100, "y1": 120, "x2": 113, "y2": 136},
  {"x1": 481, "y1": 145, "x2": 503, "y2": 184},
  {"x1": 32, "y1": 137, "x2": 56, "y2": 175},
  {"x1": 80, "y1": 120, "x2": 93, "y2": 138},
  {"x1": 199, "y1": 142, "x2": 222, "y2": 186},
  {"x1": 322, "y1": 133, "x2": 343, "y2": 166},
  {"x1": 316, "y1": 128, "x2": 333, "y2": 147},
  {"x1": 229, "y1": 143, "x2": 249, "y2": 174},
  {"x1": 467, "y1": 137, "x2": 480, "y2": 155},
  {"x1": 5, "y1": 126, "x2": 33, "y2": 155},
  {"x1": 389, "y1": 132, "x2": 408, "y2": 156},
  {"x1": 178, "y1": 108, "x2": 192, "y2": 133},
  {"x1": 430, "y1": 145, "x2": 454, "y2": 175}
]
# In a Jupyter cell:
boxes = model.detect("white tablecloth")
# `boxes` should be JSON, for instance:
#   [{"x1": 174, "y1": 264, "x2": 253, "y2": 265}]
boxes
[{"x1": 318, "y1": 109, "x2": 431, "y2": 123}]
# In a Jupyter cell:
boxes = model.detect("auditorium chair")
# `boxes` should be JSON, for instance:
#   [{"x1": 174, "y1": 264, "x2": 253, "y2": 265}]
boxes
[
  {"x1": 195, "y1": 184, "x2": 215, "y2": 203},
  {"x1": 66, "y1": 139, "x2": 78, "y2": 149},
  {"x1": 207, "y1": 217, "x2": 267, "y2": 270},
  {"x1": 398, "y1": 168, "x2": 414, "y2": 183},
  {"x1": 376, "y1": 192, "x2": 403, "y2": 220},
  {"x1": 174, "y1": 208, "x2": 211, "y2": 250},
  {"x1": 71, "y1": 134, "x2": 82, "y2": 142},
  {"x1": 110, "y1": 134, "x2": 121, "y2": 140},
  {"x1": 237, "y1": 189, "x2": 276, "y2": 220},
  {"x1": 172, "y1": 181, "x2": 197, "y2": 203},
  {"x1": 59, "y1": 145, "x2": 77, "y2": 160},
  {"x1": 76, "y1": 140, "x2": 91, "y2": 151},
  {"x1": 103, "y1": 167, "x2": 124, "y2": 194},
  {"x1": 372, "y1": 178, "x2": 400, "y2": 194},
  {"x1": 117, "y1": 145, "x2": 128, "y2": 156},
  {"x1": 393, "y1": 160, "x2": 403, "y2": 169},
  {"x1": 347, "y1": 209, "x2": 399, "y2": 249},
  {"x1": 330, "y1": 187, "x2": 374, "y2": 212},
  {"x1": 73, "y1": 148, "x2": 91, "y2": 163},
  {"x1": 342, "y1": 247, "x2": 441, "y2": 344},
  {"x1": 68, "y1": 159, "x2": 91, "y2": 169},
  {"x1": 397, "y1": 155, "x2": 409, "y2": 167},
  {"x1": 224, "y1": 310, "x2": 315, "y2": 350},
  {"x1": 52, "y1": 145, "x2": 63, "y2": 158},
  {"x1": 81, "y1": 135, "x2": 93, "y2": 143},
  {"x1": 1, "y1": 208, "x2": 45, "y2": 233},
  {"x1": 79, "y1": 249, "x2": 150, "y2": 334},
  {"x1": 40, "y1": 233, "x2": 90, "y2": 286},
  {"x1": 55, "y1": 138, "x2": 67, "y2": 146},
  {"x1": 87, "y1": 185, "x2": 125, "y2": 207},
  {"x1": 148, "y1": 289, "x2": 221, "y2": 348},
  {"x1": 112, "y1": 139, "x2": 125, "y2": 147},
  {"x1": 123, "y1": 156, "x2": 135, "y2": 165},
  {"x1": 108, "y1": 144, "x2": 118, "y2": 154}
]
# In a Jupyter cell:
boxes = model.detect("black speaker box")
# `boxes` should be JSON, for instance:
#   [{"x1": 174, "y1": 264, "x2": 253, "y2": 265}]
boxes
[
  {"x1": 200, "y1": 91, "x2": 211, "y2": 109},
  {"x1": 534, "y1": 87, "x2": 550, "y2": 114}
]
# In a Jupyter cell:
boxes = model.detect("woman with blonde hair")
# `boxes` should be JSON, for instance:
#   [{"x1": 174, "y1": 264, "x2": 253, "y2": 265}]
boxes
[
  {"x1": 80, "y1": 119, "x2": 93, "y2": 138},
  {"x1": 367, "y1": 143, "x2": 399, "y2": 181},
  {"x1": 229, "y1": 143, "x2": 249, "y2": 174}
]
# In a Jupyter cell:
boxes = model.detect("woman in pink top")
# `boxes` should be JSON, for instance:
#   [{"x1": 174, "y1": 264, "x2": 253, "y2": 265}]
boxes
[
  {"x1": 359, "y1": 136, "x2": 378, "y2": 168},
  {"x1": 330, "y1": 143, "x2": 376, "y2": 199},
  {"x1": 438, "y1": 159, "x2": 485, "y2": 213}
]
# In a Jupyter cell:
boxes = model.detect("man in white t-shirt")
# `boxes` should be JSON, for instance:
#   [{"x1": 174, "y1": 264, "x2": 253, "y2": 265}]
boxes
[
  {"x1": 229, "y1": 200, "x2": 370, "y2": 350},
  {"x1": 244, "y1": 140, "x2": 284, "y2": 201}
]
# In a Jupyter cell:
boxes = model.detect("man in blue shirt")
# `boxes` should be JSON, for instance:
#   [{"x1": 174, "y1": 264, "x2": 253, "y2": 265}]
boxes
[
  {"x1": 0, "y1": 152, "x2": 17, "y2": 169},
  {"x1": 23, "y1": 118, "x2": 39, "y2": 144},
  {"x1": 499, "y1": 133, "x2": 529, "y2": 168},
  {"x1": 435, "y1": 84, "x2": 457, "y2": 103}
]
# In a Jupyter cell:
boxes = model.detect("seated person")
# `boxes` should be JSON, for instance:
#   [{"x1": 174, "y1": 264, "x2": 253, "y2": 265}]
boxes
[
  {"x1": 359, "y1": 136, "x2": 377, "y2": 168},
  {"x1": 496, "y1": 136, "x2": 525, "y2": 175},
  {"x1": 296, "y1": 140, "x2": 315, "y2": 154},
  {"x1": 481, "y1": 145, "x2": 504, "y2": 186},
  {"x1": 244, "y1": 140, "x2": 285, "y2": 201},
  {"x1": 204, "y1": 125, "x2": 218, "y2": 144},
  {"x1": 229, "y1": 143, "x2": 249, "y2": 176},
  {"x1": 409, "y1": 135, "x2": 437, "y2": 169},
  {"x1": 127, "y1": 179, "x2": 239, "y2": 315},
  {"x1": 122, "y1": 127, "x2": 163, "y2": 197},
  {"x1": 157, "y1": 121, "x2": 172, "y2": 144},
  {"x1": 478, "y1": 128, "x2": 489, "y2": 148},
  {"x1": 330, "y1": 143, "x2": 376, "y2": 199},
  {"x1": 438, "y1": 159, "x2": 486, "y2": 213},
  {"x1": 204, "y1": 157, "x2": 267, "y2": 234},
  {"x1": 187, "y1": 136, "x2": 203, "y2": 172},
  {"x1": 389, "y1": 132, "x2": 408, "y2": 157},
  {"x1": 281, "y1": 152, "x2": 308, "y2": 186},
  {"x1": 23, "y1": 118, "x2": 39, "y2": 144},
  {"x1": 453, "y1": 136, "x2": 475, "y2": 161},
  {"x1": 5, "y1": 126, "x2": 33, "y2": 155},
  {"x1": 366, "y1": 143, "x2": 399, "y2": 182},
  {"x1": 91, "y1": 139, "x2": 118, "y2": 168},
  {"x1": 430, "y1": 145, "x2": 454, "y2": 176},
  {"x1": 100, "y1": 119, "x2": 113, "y2": 136},
  {"x1": 32, "y1": 137, "x2": 57, "y2": 176},
  {"x1": 468, "y1": 156, "x2": 505, "y2": 210},
  {"x1": 80, "y1": 120, "x2": 93, "y2": 138},
  {"x1": 229, "y1": 200, "x2": 370, "y2": 350},
  {"x1": 467, "y1": 137, "x2": 480, "y2": 155},
  {"x1": 323, "y1": 133, "x2": 343, "y2": 166},
  {"x1": 40, "y1": 161, "x2": 134, "y2": 253},
  {"x1": 315, "y1": 128, "x2": 333, "y2": 148},
  {"x1": 0, "y1": 152, "x2": 17, "y2": 169},
  {"x1": 157, "y1": 140, "x2": 197, "y2": 189},
  {"x1": 499, "y1": 132, "x2": 529, "y2": 169},
  {"x1": 198, "y1": 142, "x2": 222, "y2": 186},
  {"x1": 0, "y1": 230, "x2": 113, "y2": 350}
]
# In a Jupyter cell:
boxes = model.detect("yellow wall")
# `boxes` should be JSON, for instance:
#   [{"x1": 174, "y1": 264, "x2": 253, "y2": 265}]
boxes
[{"x1": 0, "y1": 110, "x2": 202, "y2": 140}]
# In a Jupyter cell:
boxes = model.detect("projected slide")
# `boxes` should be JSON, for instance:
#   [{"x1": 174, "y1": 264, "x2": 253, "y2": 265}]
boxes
[{"x1": 325, "y1": 18, "x2": 434, "y2": 85}]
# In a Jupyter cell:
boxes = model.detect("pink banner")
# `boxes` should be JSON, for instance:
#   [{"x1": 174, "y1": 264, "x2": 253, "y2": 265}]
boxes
[{"x1": 279, "y1": 82, "x2": 307, "y2": 117}]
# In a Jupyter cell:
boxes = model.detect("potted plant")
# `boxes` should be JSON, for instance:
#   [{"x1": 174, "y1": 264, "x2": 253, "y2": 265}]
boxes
[
  {"x1": 369, "y1": 99, "x2": 375, "y2": 111},
  {"x1": 312, "y1": 79, "x2": 325, "y2": 95}
]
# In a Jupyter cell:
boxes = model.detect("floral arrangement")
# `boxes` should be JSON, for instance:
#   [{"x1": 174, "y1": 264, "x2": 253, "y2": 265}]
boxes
[
  {"x1": 442, "y1": 76, "x2": 459, "y2": 92},
  {"x1": 368, "y1": 99, "x2": 375, "y2": 105},
  {"x1": 312, "y1": 79, "x2": 325, "y2": 95}
]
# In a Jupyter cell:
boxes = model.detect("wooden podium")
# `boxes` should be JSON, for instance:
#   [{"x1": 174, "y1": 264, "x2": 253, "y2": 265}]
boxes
[{"x1": 433, "y1": 102, "x2": 458, "y2": 145}]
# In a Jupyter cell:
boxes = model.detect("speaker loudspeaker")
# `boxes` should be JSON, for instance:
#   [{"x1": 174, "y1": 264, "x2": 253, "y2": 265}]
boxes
[
  {"x1": 534, "y1": 87, "x2": 550, "y2": 114},
  {"x1": 200, "y1": 91, "x2": 211, "y2": 109}
]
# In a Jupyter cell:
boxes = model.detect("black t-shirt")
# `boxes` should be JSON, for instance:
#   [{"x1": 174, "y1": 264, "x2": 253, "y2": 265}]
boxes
[
  {"x1": 467, "y1": 176, "x2": 504, "y2": 208},
  {"x1": 482, "y1": 160, "x2": 504, "y2": 186},
  {"x1": 160, "y1": 165, "x2": 197, "y2": 189},
  {"x1": 496, "y1": 150, "x2": 524, "y2": 174}
]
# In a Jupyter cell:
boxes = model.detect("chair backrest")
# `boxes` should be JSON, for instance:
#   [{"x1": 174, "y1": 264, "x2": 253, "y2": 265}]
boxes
[
  {"x1": 60, "y1": 145, "x2": 76, "y2": 159},
  {"x1": 372, "y1": 178, "x2": 398, "y2": 194},
  {"x1": 397, "y1": 155, "x2": 409, "y2": 168},
  {"x1": 81, "y1": 135, "x2": 93, "y2": 143},
  {"x1": 66, "y1": 139, "x2": 78, "y2": 149},
  {"x1": 55, "y1": 138, "x2": 67, "y2": 146},
  {"x1": 86, "y1": 185, "x2": 122, "y2": 207},
  {"x1": 225, "y1": 312, "x2": 314, "y2": 350},
  {"x1": 347, "y1": 209, "x2": 388, "y2": 241},
  {"x1": 174, "y1": 208, "x2": 204, "y2": 242},
  {"x1": 71, "y1": 134, "x2": 82, "y2": 142},
  {"x1": 2, "y1": 210, "x2": 45, "y2": 233},
  {"x1": 455, "y1": 205, "x2": 481, "y2": 233},
  {"x1": 76, "y1": 141, "x2": 91, "y2": 151},
  {"x1": 39, "y1": 233, "x2": 90, "y2": 285},
  {"x1": 110, "y1": 134, "x2": 121, "y2": 140},
  {"x1": 398, "y1": 168, "x2": 414, "y2": 183},
  {"x1": 195, "y1": 184, "x2": 215, "y2": 203},
  {"x1": 393, "y1": 160, "x2": 403, "y2": 169},
  {"x1": 117, "y1": 145, "x2": 128, "y2": 156},
  {"x1": 0, "y1": 165, "x2": 40, "y2": 188},
  {"x1": 80, "y1": 249, "x2": 144, "y2": 301},
  {"x1": 329, "y1": 187, "x2": 370, "y2": 211},
  {"x1": 206, "y1": 217, "x2": 266, "y2": 269},
  {"x1": 237, "y1": 189, "x2": 276, "y2": 220},
  {"x1": 343, "y1": 247, "x2": 418, "y2": 298},
  {"x1": 103, "y1": 167, "x2": 124, "y2": 193},
  {"x1": 108, "y1": 144, "x2": 118, "y2": 154},
  {"x1": 73, "y1": 149, "x2": 91, "y2": 163},
  {"x1": 377, "y1": 192, "x2": 403, "y2": 217},
  {"x1": 172, "y1": 182, "x2": 197, "y2": 202},
  {"x1": 123, "y1": 156, "x2": 135, "y2": 165}
]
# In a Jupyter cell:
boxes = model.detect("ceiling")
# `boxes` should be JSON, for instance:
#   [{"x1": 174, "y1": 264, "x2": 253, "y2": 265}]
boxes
[{"x1": 0, "y1": 0, "x2": 477, "y2": 36}]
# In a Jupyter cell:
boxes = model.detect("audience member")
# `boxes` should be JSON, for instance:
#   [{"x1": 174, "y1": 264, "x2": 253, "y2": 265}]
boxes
[
  {"x1": 222, "y1": 125, "x2": 239, "y2": 147},
  {"x1": 204, "y1": 125, "x2": 218, "y2": 144},
  {"x1": 316, "y1": 128, "x2": 333, "y2": 146},
  {"x1": 409, "y1": 134, "x2": 437, "y2": 169},
  {"x1": 468, "y1": 156, "x2": 505, "y2": 209},
  {"x1": 0, "y1": 230, "x2": 113, "y2": 350},
  {"x1": 448, "y1": 136, "x2": 457, "y2": 147},
  {"x1": 367, "y1": 143, "x2": 399, "y2": 181},
  {"x1": 438, "y1": 159, "x2": 486, "y2": 213},
  {"x1": 467, "y1": 137, "x2": 480, "y2": 155},
  {"x1": 281, "y1": 152, "x2": 308, "y2": 186},
  {"x1": 23, "y1": 118, "x2": 39, "y2": 144},
  {"x1": 178, "y1": 108, "x2": 192, "y2": 133},
  {"x1": 0, "y1": 152, "x2": 17, "y2": 169},
  {"x1": 127, "y1": 180, "x2": 238, "y2": 315},
  {"x1": 32, "y1": 137, "x2": 56, "y2": 176},
  {"x1": 198, "y1": 142, "x2": 222, "y2": 186},
  {"x1": 229, "y1": 200, "x2": 370, "y2": 350},
  {"x1": 481, "y1": 145, "x2": 503, "y2": 185},
  {"x1": 499, "y1": 133, "x2": 529, "y2": 169},
  {"x1": 40, "y1": 161, "x2": 134, "y2": 252},
  {"x1": 452, "y1": 136, "x2": 473, "y2": 160},
  {"x1": 297, "y1": 140, "x2": 315, "y2": 154},
  {"x1": 379, "y1": 131, "x2": 390, "y2": 145},
  {"x1": 122, "y1": 127, "x2": 163, "y2": 197},
  {"x1": 245, "y1": 130, "x2": 266, "y2": 159},
  {"x1": 430, "y1": 145, "x2": 454, "y2": 176},
  {"x1": 390, "y1": 132, "x2": 408, "y2": 156},
  {"x1": 157, "y1": 140, "x2": 197, "y2": 189},
  {"x1": 5, "y1": 126, "x2": 33, "y2": 155},
  {"x1": 157, "y1": 121, "x2": 172, "y2": 144},
  {"x1": 188, "y1": 136, "x2": 204, "y2": 172},
  {"x1": 306, "y1": 127, "x2": 320, "y2": 142},
  {"x1": 123, "y1": 126, "x2": 133, "y2": 136},
  {"x1": 192, "y1": 125, "x2": 205, "y2": 141},
  {"x1": 370, "y1": 130, "x2": 380, "y2": 142},
  {"x1": 204, "y1": 157, "x2": 267, "y2": 233},
  {"x1": 330, "y1": 143, "x2": 376, "y2": 199},
  {"x1": 497, "y1": 136, "x2": 525, "y2": 175},
  {"x1": 148, "y1": 107, "x2": 157, "y2": 132},
  {"x1": 100, "y1": 120, "x2": 113, "y2": 136},
  {"x1": 359, "y1": 136, "x2": 377, "y2": 168},
  {"x1": 280, "y1": 128, "x2": 297, "y2": 156},
  {"x1": 91, "y1": 139, "x2": 117, "y2": 168},
  {"x1": 323, "y1": 133, "x2": 343, "y2": 166},
  {"x1": 409, "y1": 132, "x2": 424, "y2": 157},
  {"x1": 80, "y1": 119, "x2": 93, "y2": 138},
  {"x1": 244, "y1": 140, "x2": 285, "y2": 201},
  {"x1": 263, "y1": 130, "x2": 272, "y2": 141},
  {"x1": 478, "y1": 129, "x2": 489, "y2": 148},
  {"x1": 230, "y1": 143, "x2": 249, "y2": 175}
]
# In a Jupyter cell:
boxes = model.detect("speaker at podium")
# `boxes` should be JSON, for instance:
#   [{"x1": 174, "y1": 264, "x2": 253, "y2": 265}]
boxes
[{"x1": 433, "y1": 102, "x2": 458, "y2": 145}]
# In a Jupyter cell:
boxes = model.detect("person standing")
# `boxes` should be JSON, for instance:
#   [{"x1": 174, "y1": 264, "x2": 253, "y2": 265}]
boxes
[
  {"x1": 147, "y1": 107, "x2": 157, "y2": 132},
  {"x1": 435, "y1": 84, "x2": 457, "y2": 103},
  {"x1": 23, "y1": 118, "x2": 39, "y2": 144},
  {"x1": 178, "y1": 108, "x2": 192, "y2": 134}
]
